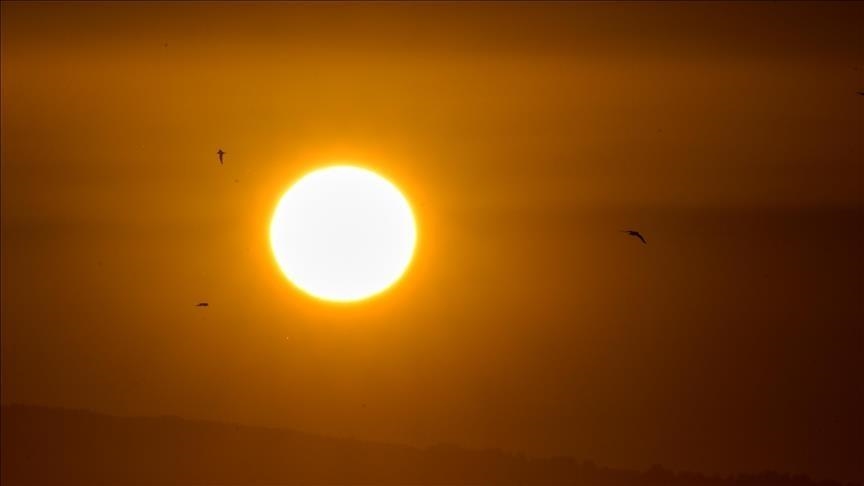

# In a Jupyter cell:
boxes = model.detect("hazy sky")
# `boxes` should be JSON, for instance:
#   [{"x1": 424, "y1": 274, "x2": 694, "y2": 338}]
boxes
[{"x1": 2, "y1": 1, "x2": 862, "y2": 482}]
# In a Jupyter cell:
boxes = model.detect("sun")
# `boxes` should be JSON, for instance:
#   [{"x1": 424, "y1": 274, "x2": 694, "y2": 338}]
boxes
[{"x1": 269, "y1": 165, "x2": 417, "y2": 303}]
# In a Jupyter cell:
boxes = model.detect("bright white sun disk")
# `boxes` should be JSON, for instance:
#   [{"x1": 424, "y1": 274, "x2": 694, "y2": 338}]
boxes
[{"x1": 269, "y1": 166, "x2": 417, "y2": 302}]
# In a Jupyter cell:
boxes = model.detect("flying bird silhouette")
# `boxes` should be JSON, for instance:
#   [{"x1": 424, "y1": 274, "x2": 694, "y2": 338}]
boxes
[
  {"x1": 622, "y1": 230, "x2": 647, "y2": 244},
  {"x1": 217, "y1": 149, "x2": 225, "y2": 164},
  {"x1": 195, "y1": 302, "x2": 209, "y2": 307}
]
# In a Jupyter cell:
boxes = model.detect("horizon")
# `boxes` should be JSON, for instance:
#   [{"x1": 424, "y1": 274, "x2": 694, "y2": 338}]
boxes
[{"x1": 2, "y1": 403, "x2": 861, "y2": 485}]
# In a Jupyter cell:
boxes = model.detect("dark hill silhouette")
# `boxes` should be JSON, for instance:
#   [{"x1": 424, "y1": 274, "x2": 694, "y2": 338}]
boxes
[{"x1": 1, "y1": 404, "x2": 859, "y2": 486}]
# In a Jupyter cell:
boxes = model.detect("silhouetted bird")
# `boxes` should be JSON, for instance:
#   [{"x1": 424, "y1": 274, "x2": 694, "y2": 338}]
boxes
[
  {"x1": 217, "y1": 149, "x2": 225, "y2": 164},
  {"x1": 622, "y1": 230, "x2": 647, "y2": 244},
  {"x1": 195, "y1": 302, "x2": 209, "y2": 307},
  {"x1": 858, "y1": 91, "x2": 864, "y2": 96}
]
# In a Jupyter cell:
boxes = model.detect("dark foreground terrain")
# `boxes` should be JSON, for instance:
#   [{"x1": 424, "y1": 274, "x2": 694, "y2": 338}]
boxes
[{"x1": 1, "y1": 405, "x2": 860, "y2": 486}]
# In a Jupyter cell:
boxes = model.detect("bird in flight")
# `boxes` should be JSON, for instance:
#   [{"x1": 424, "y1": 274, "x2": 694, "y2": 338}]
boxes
[
  {"x1": 195, "y1": 302, "x2": 209, "y2": 307},
  {"x1": 622, "y1": 230, "x2": 647, "y2": 244},
  {"x1": 217, "y1": 149, "x2": 225, "y2": 164}
]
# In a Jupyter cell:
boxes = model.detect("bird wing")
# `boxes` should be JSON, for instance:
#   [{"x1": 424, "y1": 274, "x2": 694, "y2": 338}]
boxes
[{"x1": 636, "y1": 233, "x2": 647, "y2": 244}]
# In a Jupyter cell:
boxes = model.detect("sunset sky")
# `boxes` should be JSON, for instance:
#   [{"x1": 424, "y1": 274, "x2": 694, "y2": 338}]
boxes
[{"x1": 1, "y1": 1, "x2": 862, "y2": 482}]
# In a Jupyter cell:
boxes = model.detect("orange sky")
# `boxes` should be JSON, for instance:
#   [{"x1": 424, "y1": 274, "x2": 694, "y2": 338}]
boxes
[{"x1": 2, "y1": 1, "x2": 862, "y2": 482}]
